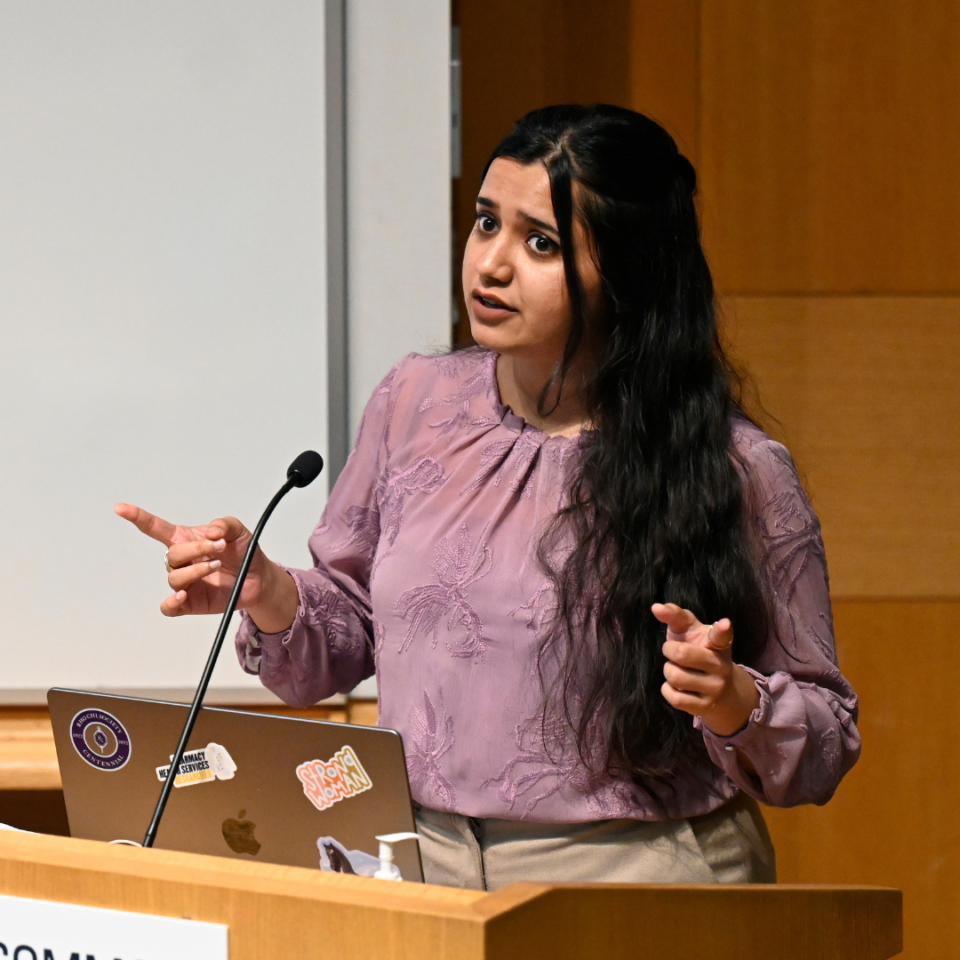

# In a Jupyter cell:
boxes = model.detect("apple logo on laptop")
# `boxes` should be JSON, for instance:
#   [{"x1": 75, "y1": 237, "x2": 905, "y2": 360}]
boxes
[{"x1": 222, "y1": 810, "x2": 261, "y2": 856}]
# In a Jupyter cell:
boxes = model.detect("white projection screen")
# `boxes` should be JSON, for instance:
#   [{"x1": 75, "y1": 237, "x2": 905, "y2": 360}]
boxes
[{"x1": 0, "y1": 1, "x2": 342, "y2": 699}]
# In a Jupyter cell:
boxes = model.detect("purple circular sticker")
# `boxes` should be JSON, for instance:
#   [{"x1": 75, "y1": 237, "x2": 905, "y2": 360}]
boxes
[{"x1": 70, "y1": 709, "x2": 131, "y2": 771}]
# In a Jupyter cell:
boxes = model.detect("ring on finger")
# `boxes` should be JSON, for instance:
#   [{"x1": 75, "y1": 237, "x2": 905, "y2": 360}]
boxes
[
  {"x1": 708, "y1": 620, "x2": 734, "y2": 650},
  {"x1": 163, "y1": 550, "x2": 173, "y2": 573}
]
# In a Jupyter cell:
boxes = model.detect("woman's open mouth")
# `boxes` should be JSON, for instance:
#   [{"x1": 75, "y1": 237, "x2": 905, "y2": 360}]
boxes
[{"x1": 472, "y1": 292, "x2": 517, "y2": 320}]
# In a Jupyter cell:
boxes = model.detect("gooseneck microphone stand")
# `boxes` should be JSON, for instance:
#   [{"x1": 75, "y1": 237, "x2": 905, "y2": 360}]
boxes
[{"x1": 142, "y1": 451, "x2": 323, "y2": 848}]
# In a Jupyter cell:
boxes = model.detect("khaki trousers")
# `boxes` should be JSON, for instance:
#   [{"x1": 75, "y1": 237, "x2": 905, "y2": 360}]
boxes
[{"x1": 415, "y1": 792, "x2": 776, "y2": 891}]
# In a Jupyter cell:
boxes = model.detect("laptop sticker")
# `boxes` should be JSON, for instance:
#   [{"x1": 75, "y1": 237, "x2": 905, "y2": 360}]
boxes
[
  {"x1": 156, "y1": 742, "x2": 237, "y2": 788},
  {"x1": 296, "y1": 746, "x2": 373, "y2": 812},
  {"x1": 70, "y1": 709, "x2": 132, "y2": 771},
  {"x1": 318, "y1": 836, "x2": 380, "y2": 876}
]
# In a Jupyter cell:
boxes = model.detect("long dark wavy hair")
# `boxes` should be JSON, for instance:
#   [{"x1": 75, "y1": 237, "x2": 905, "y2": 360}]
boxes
[{"x1": 483, "y1": 104, "x2": 770, "y2": 800}]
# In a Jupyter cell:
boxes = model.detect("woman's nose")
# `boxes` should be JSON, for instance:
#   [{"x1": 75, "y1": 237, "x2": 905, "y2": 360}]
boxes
[{"x1": 476, "y1": 234, "x2": 514, "y2": 285}]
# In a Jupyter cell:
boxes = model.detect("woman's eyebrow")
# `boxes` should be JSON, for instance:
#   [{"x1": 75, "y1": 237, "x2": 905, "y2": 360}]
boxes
[
  {"x1": 475, "y1": 196, "x2": 560, "y2": 239},
  {"x1": 518, "y1": 212, "x2": 560, "y2": 238}
]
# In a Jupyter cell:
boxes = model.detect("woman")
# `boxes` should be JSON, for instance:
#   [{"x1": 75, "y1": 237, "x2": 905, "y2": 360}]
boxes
[{"x1": 116, "y1": 105, "x2": 860, "y2": 889}]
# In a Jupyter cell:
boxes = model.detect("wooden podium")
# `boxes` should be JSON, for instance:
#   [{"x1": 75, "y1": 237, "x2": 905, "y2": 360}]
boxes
[{"x1": 0, "y1": 830, "x2": 901, "y2": 959}]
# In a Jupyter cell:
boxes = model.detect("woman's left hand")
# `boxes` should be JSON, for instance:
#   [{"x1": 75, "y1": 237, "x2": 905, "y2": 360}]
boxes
[{"x1": 652, "y1": 602, "x2": 761, "y2": 737}]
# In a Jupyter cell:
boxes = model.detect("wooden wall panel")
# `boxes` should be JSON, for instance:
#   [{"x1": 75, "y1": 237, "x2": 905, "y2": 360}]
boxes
[
  {"x1": 699, "y1": 1, "x2": 960, "y2": 294},
  {"x1": 724, "y1": 295, "x2": 960, "y2": 597},
  {"x1": 457, "y1": 0, "x2": 631, "y2": 204},
  {"x1": 627, "y1": 0, "x2": 699, "y2": 160},
  {"x1": 765, "y1": 599, "x2": 959, "y2": 960}
]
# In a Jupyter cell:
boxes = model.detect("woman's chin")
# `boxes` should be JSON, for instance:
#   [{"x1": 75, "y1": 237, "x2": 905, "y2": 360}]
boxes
[
  {"x1": 468, "y1": 320, "x2": 508, "y2": 353},
  {"x1": 470, "y1": 331, "x2": 563, "y2": 366},
  {"x1": 468, "y1": 319, "x2": 523, "y2": 352}
]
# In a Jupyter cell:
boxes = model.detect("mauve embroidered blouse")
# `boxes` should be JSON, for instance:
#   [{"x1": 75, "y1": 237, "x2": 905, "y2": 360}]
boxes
[{"x1": 236, "y1": 349, "x2": 860, "y2": 822}]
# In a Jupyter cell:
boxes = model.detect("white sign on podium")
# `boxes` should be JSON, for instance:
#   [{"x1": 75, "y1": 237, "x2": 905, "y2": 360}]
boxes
[{"x1": 0, "y1": 894, "x2": 227, "y2": 960}]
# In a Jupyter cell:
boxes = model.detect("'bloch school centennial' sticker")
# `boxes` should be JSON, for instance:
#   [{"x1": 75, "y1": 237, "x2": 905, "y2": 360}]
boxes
[
  {"x1": 70, "y1": 709, "x2": 132, "y2": 771},
  {"x1": 296, "y1": 746, "x2": 372, "y2": 812},
  {"x1": 156, "y1": 743, "x2": 237, "y2": 788}
]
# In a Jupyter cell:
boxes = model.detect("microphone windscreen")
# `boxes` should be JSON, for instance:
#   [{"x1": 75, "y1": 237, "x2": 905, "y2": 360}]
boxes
[{"x1": 286, "y1": 450, "x2": 324, "y2": 487}]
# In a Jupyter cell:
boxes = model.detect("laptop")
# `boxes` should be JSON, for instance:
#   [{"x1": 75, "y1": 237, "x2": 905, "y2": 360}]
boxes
[{"x1": 47, "y1": 688, "x2": 423, "y2": 882}]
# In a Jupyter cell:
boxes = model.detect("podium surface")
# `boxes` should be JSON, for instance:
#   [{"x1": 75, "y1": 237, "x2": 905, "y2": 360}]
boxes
[{"x1": 0, "y1": 830, "x2": 901, "y2": 959}]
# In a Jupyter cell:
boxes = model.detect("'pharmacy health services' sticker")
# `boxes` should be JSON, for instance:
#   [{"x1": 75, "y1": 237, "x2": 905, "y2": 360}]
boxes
[
  {"x1": 297, "y1": 746, "x2": 372, "y2": 812},
  {"x1": 71, "y1": 709, "x2": 132, "y2": 771},
  {"x1": 156, "y1": 742, "x2": 237, "y2": 788}
]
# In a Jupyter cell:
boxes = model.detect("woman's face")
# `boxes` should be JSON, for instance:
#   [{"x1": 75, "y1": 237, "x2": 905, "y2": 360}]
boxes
[{"x1": 462, "y1": 158, "x2": 601, "y2": 364}]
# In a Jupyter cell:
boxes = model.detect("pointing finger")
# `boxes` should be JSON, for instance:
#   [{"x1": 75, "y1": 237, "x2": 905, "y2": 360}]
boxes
[
  {"x1": 114, "y1": 503, "x2": 178, "y2": 546},
  {"x1": 651, "y1": 602, "x2": 700, "y2": 637}
]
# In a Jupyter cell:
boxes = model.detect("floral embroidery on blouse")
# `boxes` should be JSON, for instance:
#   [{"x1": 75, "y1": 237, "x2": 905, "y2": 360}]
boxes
[
  {"x1": 372, "y1": 615, "x2": 386, "y2": 661},
  {"x1": 417, "y1": 370, "x2": 499, "y2": 435},
  {"x1": 511, "y1": 582, "x2": 558, "y2": 635},
  {"x1": 510, "y1": 583, "x2": 561, "y2": 679},
  {"x1": 462, "y1": 431, "x2": 544, "y2": 497},
  {"x1": 299, "y1": 577, "x2": 360, "y2": 656},
  {"x1": 545, "y1": 439, "x2": 580, "y2": 466},
  {"x1": 376, "y1": 455, "x2": 445, "y2": 549},
  {"x1": 377, "y1": 364, "x2": 400, "y2": 396},
  {"x1": 481, "y1": 712, "x2": 636, "y2": 818},
  {"x1": 406, "y1": 690, "x2": 457, "y2": 809},
  {"x1": 396, "y1": 522, "x2": 493, "y2": 661},
  {"x1": 755, "y1": 448, "x2": 836, "y2": 664},
  {"x1": 331, "y1": 505, "x2": 380, "y2": 563},
  {"x1": 434, "y1": 346, "x2": 487, "y2": 377}
]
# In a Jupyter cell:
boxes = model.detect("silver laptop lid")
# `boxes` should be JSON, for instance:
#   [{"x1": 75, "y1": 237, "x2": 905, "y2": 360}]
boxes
[{"x1": 48, "y1": 688, "x2": 422, "y2": 882}]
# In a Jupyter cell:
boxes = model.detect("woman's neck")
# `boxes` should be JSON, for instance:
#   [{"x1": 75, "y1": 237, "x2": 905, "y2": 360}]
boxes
[{"x1": 496, "y1": 352, "x2": 591, "y2": 437}]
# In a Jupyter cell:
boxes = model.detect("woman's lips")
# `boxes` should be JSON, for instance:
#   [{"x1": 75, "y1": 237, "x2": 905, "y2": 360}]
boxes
[{"x1": 472, "y1": 293, "x2": 517, "y2": 322}]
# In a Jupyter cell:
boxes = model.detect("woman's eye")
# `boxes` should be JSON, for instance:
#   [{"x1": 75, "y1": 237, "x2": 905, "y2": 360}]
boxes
[
  {"x1": 476, "y1": 213, "x2": 497, "y2": 233},
  {"x1": 528, "y1": 234, "x2": 555, "y2": 255}
]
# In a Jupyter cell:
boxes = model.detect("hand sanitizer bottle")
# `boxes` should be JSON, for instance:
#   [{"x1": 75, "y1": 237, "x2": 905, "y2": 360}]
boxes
[{"x1": 374, "y1": 832, "x2": 420, "y2": 881}]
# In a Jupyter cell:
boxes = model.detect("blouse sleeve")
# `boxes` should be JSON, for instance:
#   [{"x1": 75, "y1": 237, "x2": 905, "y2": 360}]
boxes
[
  {"x1": 695, "y1": 438, "x2": 862, "y2": 806},
  {"x1": 233, "y1": 364, "x2": 398, "y2": 707}
]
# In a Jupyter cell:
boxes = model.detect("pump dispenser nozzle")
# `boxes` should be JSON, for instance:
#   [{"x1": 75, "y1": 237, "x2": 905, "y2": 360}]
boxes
[{"x1": 374, "y1": 832, "x2": 421, "y2": 881}]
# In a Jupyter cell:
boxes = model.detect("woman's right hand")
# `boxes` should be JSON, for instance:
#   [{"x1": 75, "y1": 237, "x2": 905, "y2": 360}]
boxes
[{"x1": 114, "y1": 504, "x2": 300, "y2": 633}]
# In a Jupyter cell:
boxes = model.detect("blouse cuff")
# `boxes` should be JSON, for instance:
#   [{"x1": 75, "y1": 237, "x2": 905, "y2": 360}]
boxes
[
  {"x1": 694, "y1": 665, "x2": 774, "y2": 752},
  {"x1": 235, "y1": 565, "x2": 306, "y2": 674}
]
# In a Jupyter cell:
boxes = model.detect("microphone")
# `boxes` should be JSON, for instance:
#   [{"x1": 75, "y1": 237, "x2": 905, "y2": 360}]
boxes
[
  {"x1": 286, "y1": 449, "x2": 324, "y2": 487},
  {"x1": 142, "y1": 451, "x2": 324, "y2": 848}
]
